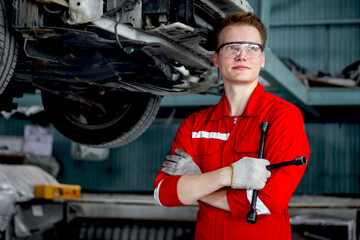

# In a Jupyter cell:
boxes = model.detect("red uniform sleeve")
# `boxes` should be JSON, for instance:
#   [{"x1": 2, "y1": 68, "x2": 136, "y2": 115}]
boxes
[
  {"x1": 227, "y1": 109, "x2": 310, "y2": 217},
  {"x1": 154, "y1": 115, "x2": 196, "y2": 207}
]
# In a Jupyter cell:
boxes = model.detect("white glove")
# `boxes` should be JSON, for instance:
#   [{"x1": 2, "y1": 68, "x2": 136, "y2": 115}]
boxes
[
  {"x1": 231, "y1": 157, "x2": 271, "y2": 190},
  {"x1": 161, "y1": 149, "x2": 202, "y2": 175}
]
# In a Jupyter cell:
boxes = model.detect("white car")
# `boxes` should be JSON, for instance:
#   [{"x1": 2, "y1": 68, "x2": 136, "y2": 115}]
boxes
[{"x1": 0, "y1": 0, "x2": 252, "y2": 148}]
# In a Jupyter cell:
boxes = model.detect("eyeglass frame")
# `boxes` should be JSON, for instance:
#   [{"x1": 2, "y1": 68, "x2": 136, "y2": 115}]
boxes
[{"x1": 216, "y1": 41, "x2": 264, "y2": 59}]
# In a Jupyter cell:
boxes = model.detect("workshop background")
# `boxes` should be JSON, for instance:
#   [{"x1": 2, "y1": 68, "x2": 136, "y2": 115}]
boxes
[{"x1": 0, "y1": 0, "x2": 359, "y2": 240}]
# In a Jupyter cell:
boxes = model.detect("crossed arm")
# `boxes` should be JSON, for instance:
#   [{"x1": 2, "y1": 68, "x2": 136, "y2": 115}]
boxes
[
  {"x1": 162, "y1": 149, "x2": 270, "y2": 211},
  {"x1": 177, "y1": 168, "x2": 232, "y2": 210}
]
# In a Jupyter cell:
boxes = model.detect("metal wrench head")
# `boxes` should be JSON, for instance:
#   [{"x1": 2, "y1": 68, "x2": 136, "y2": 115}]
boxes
[{"x1": 294, "y1": 156, "x2": 307, "y2": 166}]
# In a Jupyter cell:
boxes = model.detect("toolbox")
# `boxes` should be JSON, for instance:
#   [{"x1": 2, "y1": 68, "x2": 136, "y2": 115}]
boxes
[{"x1": 34, "y1": 184, "x2": 81, "y2": 199}]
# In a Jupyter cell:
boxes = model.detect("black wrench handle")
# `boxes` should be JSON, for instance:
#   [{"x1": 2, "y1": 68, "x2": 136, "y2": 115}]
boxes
[
  {"x1": 246, "y1": 121, "x2": 269, "y2": 224},
  {"x1": 266, "y1": 156, "x2": 308, "y2": 170}
]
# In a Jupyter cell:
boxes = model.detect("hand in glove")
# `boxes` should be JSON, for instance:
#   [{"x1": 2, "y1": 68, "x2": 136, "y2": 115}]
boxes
[
  {"x1": 231, "y1": 157, "x2": 271, "y2": 190},
  {"x1": 162, "y1": 149, "x2": 202, "y2": 176}
]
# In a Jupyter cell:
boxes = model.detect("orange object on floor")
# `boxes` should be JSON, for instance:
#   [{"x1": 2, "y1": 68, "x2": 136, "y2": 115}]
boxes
[{"x1": 34, "y1": 184, "x2": 81, "y2": 199}]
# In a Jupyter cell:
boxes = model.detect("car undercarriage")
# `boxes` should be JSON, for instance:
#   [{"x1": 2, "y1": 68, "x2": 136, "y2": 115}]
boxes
[{"x1": 0, "y1": 0, "x2": 252, "y2": 147}]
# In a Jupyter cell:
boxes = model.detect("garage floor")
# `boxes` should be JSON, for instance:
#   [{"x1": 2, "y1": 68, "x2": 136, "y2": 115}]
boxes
[{"x1": 4, "y1": 194, "x2": 360, "y2": 239}]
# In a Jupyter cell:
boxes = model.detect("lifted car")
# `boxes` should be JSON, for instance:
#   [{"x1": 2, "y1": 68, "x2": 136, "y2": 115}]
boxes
[{"x1": 0, "y1": 0, "x2": 252, "y2": 148}]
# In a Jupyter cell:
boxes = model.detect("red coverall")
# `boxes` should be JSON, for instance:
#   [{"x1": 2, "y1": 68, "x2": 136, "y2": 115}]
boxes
[{"x1": 154, "y1": 83, "x2": 310, "y2": 240}]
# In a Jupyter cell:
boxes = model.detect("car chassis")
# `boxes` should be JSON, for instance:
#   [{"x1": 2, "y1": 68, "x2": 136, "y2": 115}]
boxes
[{"x1": 0, "y1": 0, "x2": 252, "y2": 147}]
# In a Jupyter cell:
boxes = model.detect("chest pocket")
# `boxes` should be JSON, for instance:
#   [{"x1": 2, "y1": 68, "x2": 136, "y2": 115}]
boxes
[
  {"x1": 192, "y1": 139, "x2": 225, "y2": 172},
  {"x1": 234, "y1": 132, "x2": 260, "y2": 159}
]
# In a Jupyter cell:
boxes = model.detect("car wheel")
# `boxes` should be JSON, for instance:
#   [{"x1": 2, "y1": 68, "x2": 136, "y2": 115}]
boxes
[
  {"x1": 0, "y1": 0, "x2": 18, "y2": 95},
  {"x1": 41, "y1": 89, "x2": 162, "y2": 148}
]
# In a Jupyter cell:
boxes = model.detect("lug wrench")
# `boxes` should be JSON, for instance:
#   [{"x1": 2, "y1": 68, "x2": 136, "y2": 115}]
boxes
[
  {"x1": 246, "y1": 123, "x2": 307, "y2": 224},
  {"x1": 246, "y1": 155, "x2": 307, "y2": 224},
  {"x1": 246, "y1": 121, "x2": 269, "y2": 224}
]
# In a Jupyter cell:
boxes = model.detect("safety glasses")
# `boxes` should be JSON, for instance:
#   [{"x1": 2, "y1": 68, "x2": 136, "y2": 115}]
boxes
[{"x1": 216, "y1": 41, "x2": 263, "y2": 59}]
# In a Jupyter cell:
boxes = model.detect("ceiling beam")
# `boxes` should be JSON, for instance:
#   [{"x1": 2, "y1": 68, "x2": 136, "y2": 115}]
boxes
[
  {"x1": 308, "y1": 88, "x2": 360, "y2": 106},
  {"x1": 260, "y1": 48, "x2": 323, "y2": 117}
]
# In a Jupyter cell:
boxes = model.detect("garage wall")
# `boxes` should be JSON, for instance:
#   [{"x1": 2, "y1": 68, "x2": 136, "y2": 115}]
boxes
[
  {"x1": 54, "y1": 120, "x2": 177, "y2": 192},
  {"x1": 0, "y1": 116, "x2": 359, "y2": 195},
  {"x1": 298, "y1": 121, "x2": 360, "y2": 195},
  {"x1": 249, "y1": 0, "x2": 360, "y2": 74}
]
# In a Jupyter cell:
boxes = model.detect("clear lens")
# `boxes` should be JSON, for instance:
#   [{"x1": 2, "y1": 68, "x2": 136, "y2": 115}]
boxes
[{"x1": 220, "y1": 43, "x2": 262, "y2": 59}]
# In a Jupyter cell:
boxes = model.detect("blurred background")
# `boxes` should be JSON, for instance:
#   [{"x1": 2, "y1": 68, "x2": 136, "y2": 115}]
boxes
[{"x1": 0, "y1": 0, "x2": 359, "y2": 239}]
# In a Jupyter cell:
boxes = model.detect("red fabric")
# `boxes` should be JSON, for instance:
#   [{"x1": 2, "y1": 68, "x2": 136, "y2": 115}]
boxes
[{"x1": 154, "y1": 83, "x2": 310, "y2": 239}]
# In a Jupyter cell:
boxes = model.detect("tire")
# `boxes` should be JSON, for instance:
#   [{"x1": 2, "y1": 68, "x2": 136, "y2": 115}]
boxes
[
  {"x1": 0, "y1": 0, "x2": 18, "y2": 95},
  {"x1": 41, "y1": 89, "x2": 162, "y2": 148}
]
